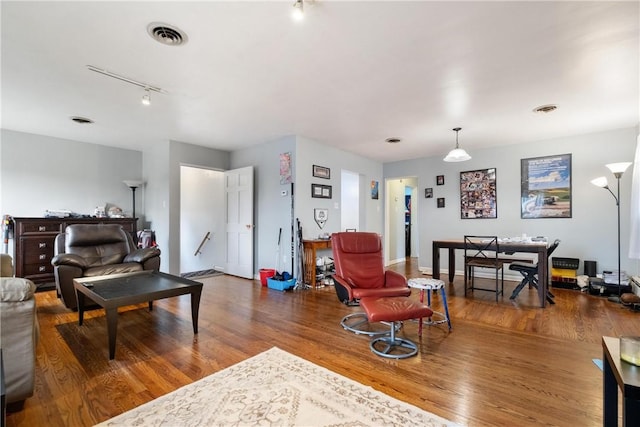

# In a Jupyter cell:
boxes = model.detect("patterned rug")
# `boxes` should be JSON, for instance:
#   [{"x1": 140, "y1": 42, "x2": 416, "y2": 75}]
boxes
[{"x1": 96, "y1": 347, "x2": 460, "y2": 427}]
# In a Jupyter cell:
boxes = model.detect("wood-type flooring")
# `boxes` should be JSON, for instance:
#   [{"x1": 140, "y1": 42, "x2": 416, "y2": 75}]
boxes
[{"x1": 7, "y1": 258, "x2": 639, "y2": 426}]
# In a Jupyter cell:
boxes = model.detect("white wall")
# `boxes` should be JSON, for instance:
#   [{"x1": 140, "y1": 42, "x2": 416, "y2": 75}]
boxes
[
  {"x1": 384, "y1": 127, "x2": 639, "y2": 276},
  {"x1": 230, "y1": 136, "x2": 297, "y2": 274},
  {"x1": 1, "y1": 129, "x2": 143, "y2": 258}
]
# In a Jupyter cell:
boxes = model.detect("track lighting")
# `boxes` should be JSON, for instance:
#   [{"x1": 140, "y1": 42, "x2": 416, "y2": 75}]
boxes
[
  {"x1": 292, "y1": 0, "x2": 304, "y2": 21},
  {"x1": 141, "y1": 89, "x2": 151, "y2": 106}
]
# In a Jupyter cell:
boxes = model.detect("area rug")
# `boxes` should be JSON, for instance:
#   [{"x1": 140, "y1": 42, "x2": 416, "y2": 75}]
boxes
[{"x1": 96, "y1": 347, "x2": 460, "y2": 427}]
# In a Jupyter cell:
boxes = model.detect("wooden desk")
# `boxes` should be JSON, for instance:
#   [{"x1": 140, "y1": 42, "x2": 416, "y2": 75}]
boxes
[
  {"x1": 432, "y1": 239, "x2": 549, "y2": 307},
  {"x1": 603, "y1": 336, "x2": 640, "y2": 426},
  {"x1": 303, "y1": 239, "x2": 331, "y2": 288}
]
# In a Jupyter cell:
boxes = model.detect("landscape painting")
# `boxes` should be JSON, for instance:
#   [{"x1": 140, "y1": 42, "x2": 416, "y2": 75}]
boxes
[{"x1": 521, "y1": 154, "x2": 572, "y2": 218}]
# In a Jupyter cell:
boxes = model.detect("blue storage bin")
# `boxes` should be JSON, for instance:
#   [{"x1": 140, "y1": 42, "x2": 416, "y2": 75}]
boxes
[{"x1": 267, "y1": 277, "x2": 296, "y2": 291}]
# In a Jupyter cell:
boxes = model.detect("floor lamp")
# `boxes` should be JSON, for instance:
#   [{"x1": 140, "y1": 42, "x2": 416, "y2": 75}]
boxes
[
  {"x1": 591, "y1": 162, "x2": 633, "y2": 303},
  {"x1": 123, "y1": 180, "x2": 144, "y2": 245}
]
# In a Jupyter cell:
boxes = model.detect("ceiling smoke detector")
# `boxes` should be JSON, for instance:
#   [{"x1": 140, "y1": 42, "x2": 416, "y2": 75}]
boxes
[
  {"x1": 70, "y1": 116, "x2": 94, "y2": 124},
  {"x1": 533, "y1": 104, "x2": 558, "y2": 114},
  {"x1": 385, "y1": 137, "x2": 401, "y2": 144},
  {"x1": 147, "y1": 23, "x2": 188, "y2": 46}
]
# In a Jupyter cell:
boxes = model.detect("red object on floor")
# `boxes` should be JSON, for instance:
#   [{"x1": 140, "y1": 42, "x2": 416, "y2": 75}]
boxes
[{"x1": 259, "y1": 269, "x2": 276, "y2": 286}]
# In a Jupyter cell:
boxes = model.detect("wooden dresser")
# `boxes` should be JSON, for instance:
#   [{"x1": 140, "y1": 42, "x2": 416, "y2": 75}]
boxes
[{"x1": 11, "y1": 217, "x2": 135, "y2": 289}]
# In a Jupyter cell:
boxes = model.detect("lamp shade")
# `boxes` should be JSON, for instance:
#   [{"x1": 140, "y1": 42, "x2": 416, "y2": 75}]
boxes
[
  {"x1": 123, "y1": 180, "x2": 144, "y2": 189},
  {"x1": 606, "y1": 162, "x2": 632, "y2": 175},
  {"x1": 590, "y1": 176, "x2": 608, "y2": 188},
  {"x1": 443, "y1": 148, "x2": 472, "y2": 162}
]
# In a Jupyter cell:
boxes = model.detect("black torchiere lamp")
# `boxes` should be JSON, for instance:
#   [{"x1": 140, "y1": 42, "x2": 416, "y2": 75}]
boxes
[
  {"x1": 123, "y1": 180, "x2": 144, "y2": 244},
  {"x1": 591, "y1": 162, "x2": 633, "y2": 303}
]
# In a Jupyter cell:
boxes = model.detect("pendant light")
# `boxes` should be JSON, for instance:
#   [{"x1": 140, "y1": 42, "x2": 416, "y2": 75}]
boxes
[{"x1": 443, "y1": 127, "x2": 471, "y2": 162}]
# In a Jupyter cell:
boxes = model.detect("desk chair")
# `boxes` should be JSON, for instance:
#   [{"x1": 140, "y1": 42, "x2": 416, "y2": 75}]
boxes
[
  {"x1": 509, "y1": 239, "x2": 560, "y2": 304},
  {"x1": 464, "y1": 235, "x2": 504, "y2": 302}
]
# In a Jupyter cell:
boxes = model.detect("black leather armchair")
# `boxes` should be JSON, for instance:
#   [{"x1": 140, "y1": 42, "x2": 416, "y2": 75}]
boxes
[{"x1": 51, "y1": 224, "x2": 161, "y2": 309}]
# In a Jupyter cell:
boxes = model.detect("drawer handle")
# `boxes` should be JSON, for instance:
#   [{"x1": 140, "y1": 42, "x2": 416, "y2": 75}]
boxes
[
  {"x1": 39, "y1": 254, "x2": 47, "y2": 260},
  {"x1": 39, "y1": 243, "x2": 47, "y2": 249},
  {"x1": 38, "y1": 226, "x2": 46, "y2": 232},
  {"x1": 38, "y1": 266, "x2": 46, "y2": 272}
]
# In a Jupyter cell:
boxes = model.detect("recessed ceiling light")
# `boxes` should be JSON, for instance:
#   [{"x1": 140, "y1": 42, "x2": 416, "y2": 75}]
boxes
[
  {"x1": 385, "y1": 137, "x2": 401, "y2": 144},
  {"x1": 533, "y1": 104, "x2": 558, "y2": 114},
  {"x1": 70, "y1": 116, "x2": 94, "y2": 124},
  {"x1": 147, "y1": 22, "x2": 188, "y2": 46}
]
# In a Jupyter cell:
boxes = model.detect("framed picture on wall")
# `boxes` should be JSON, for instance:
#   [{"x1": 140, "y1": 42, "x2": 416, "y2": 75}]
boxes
[
  {"x1": 521, "y1": 153, "x2": 572, "y2": 219},
  {"x1": 459, "y1": 168, "x2": 497, "y2": 219},
  {"x1": 436, "y1": 175, "x2": 445, "y2": 186},
  {"x1": 437, "y1": 197, "x2": 445, "y2": 208},
  {"x1": 311, "y1": 183, "x2": 332, "y2": 199},
  {"x1": 425, "y1": 188, "x2": 433, "y2": 198},
  {"x1": 312, "y1": 165, "x2": 331, "y2": 179}
]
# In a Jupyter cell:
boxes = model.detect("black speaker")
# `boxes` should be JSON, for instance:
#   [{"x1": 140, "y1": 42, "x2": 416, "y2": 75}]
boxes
[{"x1": 584, "y1": 260, "x2": 597, "y2": 277}]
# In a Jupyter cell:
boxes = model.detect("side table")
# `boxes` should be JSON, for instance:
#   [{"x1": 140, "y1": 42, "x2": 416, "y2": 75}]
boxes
[
  {"x1": 602, "y1": 336, "x2": 640, "y2": 426},
  {"x1": 408, "y1": 277, "x2": 452, "y2": 333}
]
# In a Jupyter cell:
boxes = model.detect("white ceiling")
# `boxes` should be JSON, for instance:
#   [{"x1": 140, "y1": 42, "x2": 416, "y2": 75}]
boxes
[{"x1": 1, "y1": 1, "x2": 638, "y2": 163}]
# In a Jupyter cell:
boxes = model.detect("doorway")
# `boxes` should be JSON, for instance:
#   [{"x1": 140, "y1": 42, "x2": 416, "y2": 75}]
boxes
[
  {"x1": 179, "y1": 165, "x2": 225, "y2": 276},
  {"x1": 384, "y1": 177, "x2": 419, "y2": 265}
]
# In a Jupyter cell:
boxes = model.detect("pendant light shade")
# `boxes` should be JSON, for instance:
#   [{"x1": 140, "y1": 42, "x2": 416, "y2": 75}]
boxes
[{"x1": 443, "y1": 127, "x2": 471, "y2": 162}]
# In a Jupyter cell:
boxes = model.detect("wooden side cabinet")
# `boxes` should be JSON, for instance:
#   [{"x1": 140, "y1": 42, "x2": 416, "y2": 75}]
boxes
[{"x1": 11, "y1": 217, "x2": 135, "y2": 288}]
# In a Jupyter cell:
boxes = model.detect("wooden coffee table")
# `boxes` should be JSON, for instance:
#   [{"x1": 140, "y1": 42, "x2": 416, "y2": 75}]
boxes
[{"x1": 73, "y1": 271, "x2": 203, "y2": 359}]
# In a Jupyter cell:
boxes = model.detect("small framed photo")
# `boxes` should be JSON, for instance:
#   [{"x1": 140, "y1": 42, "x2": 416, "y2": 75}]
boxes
[
  {"x1": 312, "y1": 165, "x2": 331, "y2": 179},
  {"x1": 425, "y1": 188, "x2": 433, "y2": 198},
  {"x1": 437, "y1": 197, "x2": 445, "y2": 208},
  {"x1": 312, "y1": 183, "x2": 332, "y2": 199},
  {"x1": 436, "y1": 175, "x2": 445, "y2": 186}
]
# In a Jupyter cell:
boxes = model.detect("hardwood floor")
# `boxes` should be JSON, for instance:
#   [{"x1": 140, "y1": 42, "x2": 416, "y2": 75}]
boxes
[{"x1": 7, "y1": 258, "x2": 639, "y2": 426}]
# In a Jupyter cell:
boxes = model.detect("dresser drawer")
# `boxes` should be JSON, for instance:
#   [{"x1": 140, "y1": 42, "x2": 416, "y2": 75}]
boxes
[
  {"x1": 22, "y1": 237, "x2": 56, "y2": 253},
  {"x1": 18, "y1": 221, "x2": 63, "y2": 234},
  {"x1": 23, "y1": 262, "x2": 54, "y2": 276}
]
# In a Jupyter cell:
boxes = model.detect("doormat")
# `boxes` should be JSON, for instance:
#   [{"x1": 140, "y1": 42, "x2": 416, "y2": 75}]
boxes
[{"x1": 180, "y1": 269, "x2": 224, "y2": 279}]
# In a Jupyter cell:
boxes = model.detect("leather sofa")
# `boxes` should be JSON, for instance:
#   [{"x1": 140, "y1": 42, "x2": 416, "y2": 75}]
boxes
[
  {"x1": 51, "y1": 224, "x2": 161, "y2": 310},
  {"x1": 0, "y1": 254, "x2": 39, "y2": 411}
]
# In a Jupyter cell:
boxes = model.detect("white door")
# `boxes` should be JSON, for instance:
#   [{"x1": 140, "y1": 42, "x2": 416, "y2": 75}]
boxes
[{"x1": 225, "y1": 166, "x2": 254, "y2": 278}]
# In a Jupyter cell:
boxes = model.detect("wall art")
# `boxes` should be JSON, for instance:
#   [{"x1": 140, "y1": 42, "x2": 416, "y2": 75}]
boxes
[
  {"x1": 425, "y1": 188, "x2": 433, "y2": 198},
  {"x1": 311, "y1": 183, "x2": 332, "y2": 199},
  {"x1": 436, "y1": 175, "x2": 445, "y2": 186},
  {"x1": 521, "y1": 153, "x2": 572, "y2": 219},
  {"x1": 460, "y1": 168, "x2": 497, "y2": 219},
  {"x1": 312, "y1": 165, "x2": 331, "y2": 179}
]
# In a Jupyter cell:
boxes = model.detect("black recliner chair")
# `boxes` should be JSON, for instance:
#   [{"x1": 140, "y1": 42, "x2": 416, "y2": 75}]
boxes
[
  {"x1": 51, "y1": 224, "x2": 161, "y2": 309},
  {"x1": 509, "y1": 239, "x2": 560, "y2": 304}
]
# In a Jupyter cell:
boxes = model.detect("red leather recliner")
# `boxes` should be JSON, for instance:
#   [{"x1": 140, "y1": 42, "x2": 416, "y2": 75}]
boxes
[{"x1": 331, "y1": 232, "x2": 411, "y2": 334}]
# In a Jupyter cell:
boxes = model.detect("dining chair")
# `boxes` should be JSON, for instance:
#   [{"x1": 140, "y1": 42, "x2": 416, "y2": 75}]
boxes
[
  {"x1": 464, "y1": 235, "x2": 504, "y2": 302},
  {"x1": 509, "y1": 239, "x2": 561, "y2": 304}
]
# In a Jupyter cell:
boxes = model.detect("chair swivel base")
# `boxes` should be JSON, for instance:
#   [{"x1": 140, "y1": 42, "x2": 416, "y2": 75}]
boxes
[
  {"x1": 369, "y1": 322, "x2": 418, "y2": 359},
  {"x1": 341, "y1": 312, "x2": 402, "y2": 337}
]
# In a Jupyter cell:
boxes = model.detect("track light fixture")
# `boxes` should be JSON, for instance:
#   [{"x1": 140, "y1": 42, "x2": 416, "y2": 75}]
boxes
[
  {"x1": 292, "y1": 0, "x2": 304, "y2": 21},
  {"x1": 141, "y1": 89, "x2": 151, "y2": 106}
]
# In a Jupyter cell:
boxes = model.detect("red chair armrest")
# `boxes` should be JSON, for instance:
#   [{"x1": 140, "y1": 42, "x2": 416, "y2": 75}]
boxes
[{"x1": 384, "y1": 270, "x2": 407, "y2": 288}]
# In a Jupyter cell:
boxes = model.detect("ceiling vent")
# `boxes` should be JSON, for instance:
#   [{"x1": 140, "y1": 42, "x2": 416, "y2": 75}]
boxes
[
  {"x1": 147, "y1": 23, "x2": 188, "y2": 46},
  {"x1": 70, "y1": 116, "x2": 94, "y2": 124},
  {"x1": 385, "y1": 137, "x2": 401, "y2": 144},
  {"x1": 533, "y1": 104, "x2": 558, "y2": 114}
]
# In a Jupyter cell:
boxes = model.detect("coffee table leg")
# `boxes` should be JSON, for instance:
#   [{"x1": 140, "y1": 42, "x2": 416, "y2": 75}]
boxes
[
  {"x1": 106, "y1": 308, "x2": 118, "y2": 360},
  {"x1": 191, "y1": 288, "x2": 202, "y2": 334},
  {"x1": 77, "y1": 292, "x2": 85, "y2": 326}
]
